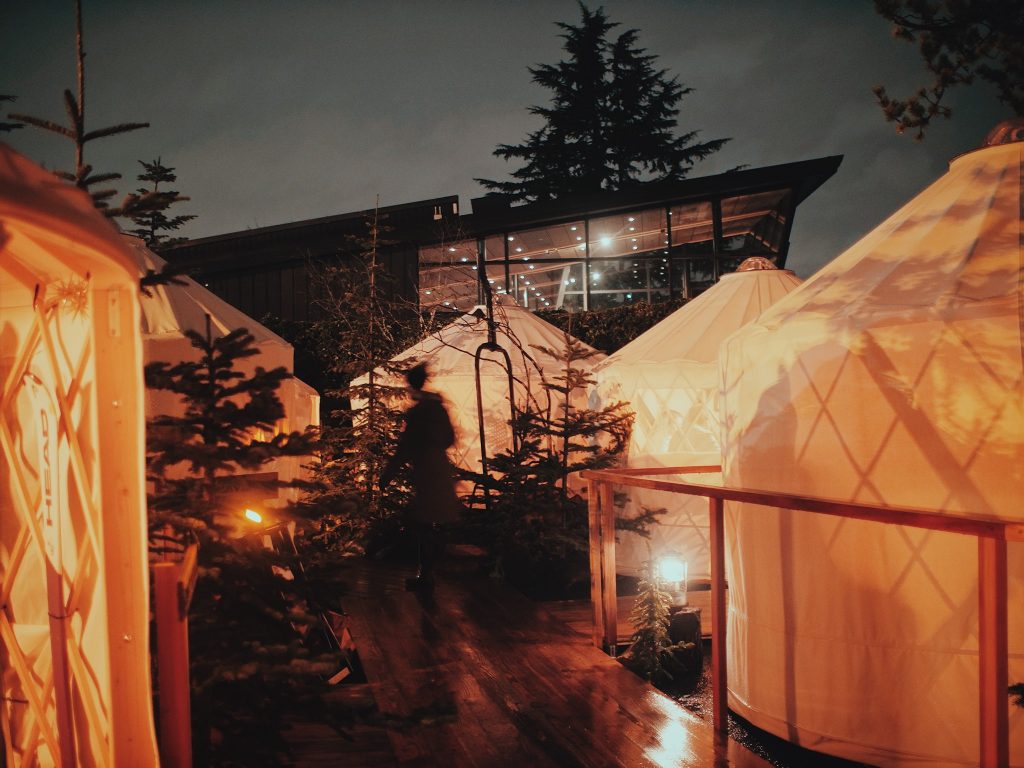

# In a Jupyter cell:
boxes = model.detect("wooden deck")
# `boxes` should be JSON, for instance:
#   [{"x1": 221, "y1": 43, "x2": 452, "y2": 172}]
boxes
[{"x1": 286, "y1": 552, "x2": 765, "y2": 767}]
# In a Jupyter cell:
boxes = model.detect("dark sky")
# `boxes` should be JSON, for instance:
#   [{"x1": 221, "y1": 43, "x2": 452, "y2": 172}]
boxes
[{"x1": 3, "y1": 0, "x2": 1010, "y2": 277}]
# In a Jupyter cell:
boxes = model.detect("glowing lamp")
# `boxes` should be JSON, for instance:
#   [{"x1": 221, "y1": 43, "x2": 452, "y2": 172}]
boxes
[
  {"x1": 657, "y1": 552, "x2": 688, "y2": 605},
  {"x1": 244, "y1": 509, "x2": 263, "y2": 524}
]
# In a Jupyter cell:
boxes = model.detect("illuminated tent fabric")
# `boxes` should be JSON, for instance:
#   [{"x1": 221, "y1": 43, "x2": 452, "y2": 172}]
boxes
[
  {"x1": 353, "y1": 294, "x2": 604, "y2": 476},
  {"x1": 591, "y1": 259, "x2": 801, "y2": 578},
  {"x1": 720, "y1": 136, "x2": 1024, "y2": 765},
  {"x1": 126, "y1": 238, "x2": 319, "y2": 504},
  {"x1": 0, "y1": 144, "x2": 159, "y2": 764}
]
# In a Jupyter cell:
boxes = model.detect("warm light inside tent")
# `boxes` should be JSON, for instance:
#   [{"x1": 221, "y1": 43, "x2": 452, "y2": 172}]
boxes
[
  {"x1": 657, "y1": 553, "x2": 688, "y2": 590},
  {"x1": 244, "y1": 508, "x2": 263, "y2": 524}
]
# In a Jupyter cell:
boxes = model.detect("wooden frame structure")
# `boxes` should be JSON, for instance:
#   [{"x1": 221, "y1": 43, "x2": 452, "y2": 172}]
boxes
[
  {"x1": 583, "y1": 465, "x2": 1020, "y2": 768},
  {"x1": 0, "y1": 282, "x2": 156, "y2": 765}
]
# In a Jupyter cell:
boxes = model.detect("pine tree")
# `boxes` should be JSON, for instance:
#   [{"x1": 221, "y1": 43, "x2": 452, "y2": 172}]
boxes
[
  {"x1": 471, "y1": 327, "x2": 637, "y2": 585},
  {"x1": 145, "y1": 324, "x2": 330, "y2": 765},
  {"x1": 127, "y1": 158, "x2": 197, "y2": 249},
  {"x1": 477, "y1": 3, "x2": 728, "y2": 202},
  {"x1": 621, "y1": 558, "x2": 696, "y2": 685},
  {"x1": 873, "y1": 0, "x2": 1024, "y2": 139},
  {"x1": 10, "y1": 0, "x2": 151, "y2": 216},
  {"x1": 291, "y1": 209, "x2": 431, "y2": 555}
]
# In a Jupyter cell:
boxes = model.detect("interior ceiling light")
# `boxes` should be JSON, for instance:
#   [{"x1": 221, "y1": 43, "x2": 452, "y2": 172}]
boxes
[
  {"x1": 570, "y1": 225, "x2": 577, "y2": 231},
  {"x1": 448, "y1": 247, "x2": 456, "y2": 252},
  {"x1": 592, "y1": 272, "x2": 600, "y2": 280},
  {"x1": 515, "y1": 246, "x2": 523, "y2": 252},
  {"x1": 461, "y1": 257, "x2": 468, "y2": 262},
  {"x1": 599, "y1": 236, "x2": 613, "y2": 248},
  {"x1": 529, "y1": 265, "x2": 535, "y2": 269},
  {"x1": 576, "y1": 236, "x2": 583, "y2": 241},
  {"x1": 627, "y1": 216, "x2": 635, "y2": 222},
  {"x1": 632, "y1": 246, "x2": 638, "y2": 251},
  {"x1": 425, "y1": 290, "x2": 432, "y2": 295},
  {"x1": 522, "y1": 256, "x2": 529, "y2": 261},
  {"x1": 631, "y1": 238, "x2": 637, "y2": 242},
  {"x1": 628, "y1": 227, "x2": 635, "y2": 232},
  {"x1": 508, "y1": 235, "x2": 515, "y2": 241}
]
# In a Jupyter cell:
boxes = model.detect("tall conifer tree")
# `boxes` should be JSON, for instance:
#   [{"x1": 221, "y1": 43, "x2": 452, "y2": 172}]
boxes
[{"x1": 477, "y1": 3, "x2": 727, "y2": 202}]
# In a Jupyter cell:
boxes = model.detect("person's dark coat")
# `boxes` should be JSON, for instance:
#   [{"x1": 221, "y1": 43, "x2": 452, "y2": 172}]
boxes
[{"x1": 382, "y1": 390, "x2": 461, "y2": 524}]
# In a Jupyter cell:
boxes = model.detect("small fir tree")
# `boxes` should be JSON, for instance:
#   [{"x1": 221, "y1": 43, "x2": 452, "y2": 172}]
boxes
[
  {"x1": 127, "y1": 158, "x2": 197, "y2": 249},
  {"x1": 621, "y1": 559, "x2": 695, "y2": 685},
  {"x1": 468, "y1": 326, "x2": 639, "y2": 587},
  {"x1": 145, "y1": 324, "x2": 331, "y2": 765}
]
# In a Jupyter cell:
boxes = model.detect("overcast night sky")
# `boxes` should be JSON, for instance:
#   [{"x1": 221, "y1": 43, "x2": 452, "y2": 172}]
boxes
[{"x1": 2, "y1": 0, "x2": 1011, "y2": 278}]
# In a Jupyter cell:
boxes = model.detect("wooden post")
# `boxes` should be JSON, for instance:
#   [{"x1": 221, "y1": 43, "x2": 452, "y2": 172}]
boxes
[
  {"x1": 977, "y1": 535, "x2": 1008, "y2": 767},
  {"x1": 709, "y1": 496, "x2": 727, "y2": 735},
  {"x1": 154, "y1": 543, "x2": 198, "y2": 768},
  {"x1": 587, "y1": 480, "x2": 605, "y2": 650},
  {"x1": 599, "y1": 481, "x2": 617, "y2": 656}
]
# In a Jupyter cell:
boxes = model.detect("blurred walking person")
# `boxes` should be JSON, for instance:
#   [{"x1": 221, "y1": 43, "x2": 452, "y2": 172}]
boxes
[{"x1": 380, "y1": 362, "x2": 461, "y2": 594}]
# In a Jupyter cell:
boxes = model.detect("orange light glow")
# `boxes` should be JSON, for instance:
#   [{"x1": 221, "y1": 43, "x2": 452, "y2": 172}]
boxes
[{"x1": 243, "y1": 509, "x2": 262, "y2": 524}]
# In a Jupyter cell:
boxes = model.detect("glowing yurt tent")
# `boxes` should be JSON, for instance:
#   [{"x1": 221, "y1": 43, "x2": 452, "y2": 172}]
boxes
[
  {"x1": 0, "y1": 145, "x2": 159, "y2": 764},
  {"x1": 720, "y1": 125, "x2": 1024, "y2": 765},
  {"x1": 128, "y1": 238, "x2": 319, "y2": 504},
  {"x1": 591, "y1": 258, "x2": 801, "y2": 578},
  {"x1": 353, "y1": 294, "x2": 603, "y2": 476}
]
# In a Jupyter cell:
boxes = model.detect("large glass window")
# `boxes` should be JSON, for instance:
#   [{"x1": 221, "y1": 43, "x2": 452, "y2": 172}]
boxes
[
  {"x1": 720, "y1": 189, "x2": 790, "y2": 257},
  {"x1": 419, "y1": 238, "x2": 476, "y2": 267},
  {"x1": 589, "y1": 257, "x2": 671, "y2": 309},
  {"x1": 589, "y1": 208, "x2": 667, "y2": 260}
]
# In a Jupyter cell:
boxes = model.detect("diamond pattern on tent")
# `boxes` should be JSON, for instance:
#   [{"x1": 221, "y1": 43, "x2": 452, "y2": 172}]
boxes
[{"x1": 721, "y1": 139, "x2": 1024, "y2": 765}]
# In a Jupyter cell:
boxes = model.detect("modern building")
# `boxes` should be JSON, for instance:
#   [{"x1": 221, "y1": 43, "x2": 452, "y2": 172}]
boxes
[{"x1": 164, "y1": 155, "x2": 841, "y2": 326}]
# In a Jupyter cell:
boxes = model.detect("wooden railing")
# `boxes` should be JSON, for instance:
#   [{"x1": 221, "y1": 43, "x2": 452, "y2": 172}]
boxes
[{"x1": 582, "y1": 466, "x2": 1021, "y2": 768}]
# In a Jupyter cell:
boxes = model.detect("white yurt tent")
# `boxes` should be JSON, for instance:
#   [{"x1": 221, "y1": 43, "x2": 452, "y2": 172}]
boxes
[
  {"x1": 0, "y1": 145, "x2": 159, "y2": 764},
  {"x1": 591, "y1": 258, "x2": 801, "y2": 578},
  {"x1": 353, "y1": 294, "x2": 604, "y2": 478},
  {"x1": 128, "y1": 238, "x2": 319, "y2": 504},
  {"x1": 720, "y1": 125, "x2": 1024, "y2": 765}
]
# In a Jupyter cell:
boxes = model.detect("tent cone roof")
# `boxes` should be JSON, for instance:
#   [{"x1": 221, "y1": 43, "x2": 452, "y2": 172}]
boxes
[
  {"x1": 360, "y1": 293, "x2": 603, "y2": 382},
  {"x1": 719, "y1": 134, "x2": 1024, "y2": 766},
  {"x1": 354, "y1": 294, "x2": 603, "y2": 474},
  {"x1": 125, "y1": 237, "x2": 292, "y2": 347},
  {"x1": 594, "y1": 258, "x2": 802, "y2": 371}
]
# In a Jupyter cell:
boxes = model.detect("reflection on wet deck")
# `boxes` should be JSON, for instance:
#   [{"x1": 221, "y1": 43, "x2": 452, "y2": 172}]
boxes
[{"x1": 287, "y1": 553, "x2": 765, "y2": 767}]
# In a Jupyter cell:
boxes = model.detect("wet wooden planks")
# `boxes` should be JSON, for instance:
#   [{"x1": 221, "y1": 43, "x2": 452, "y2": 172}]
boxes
[{"x1": 315, "y1": 556, "x2": 767, "y2": 768}]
